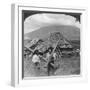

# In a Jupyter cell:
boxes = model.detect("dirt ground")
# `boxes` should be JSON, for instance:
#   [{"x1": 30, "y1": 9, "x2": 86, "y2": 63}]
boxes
[{"x1": 24, "y1": 55, "x2": 80, "y2": 77}]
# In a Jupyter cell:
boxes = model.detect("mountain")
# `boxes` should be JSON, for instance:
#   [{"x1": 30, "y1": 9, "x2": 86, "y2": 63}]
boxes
[
  {"x1": 24, "y1": 39, "x2": 32, "y2": 46},
  {"x1": 25, "y1": 25, "x2": 80, "y2": 41}
]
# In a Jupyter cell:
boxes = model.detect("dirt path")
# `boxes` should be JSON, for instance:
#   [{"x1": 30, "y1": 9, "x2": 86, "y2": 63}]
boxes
[{"x1": 24, "y1": 56, "x2": 80, "y2": 77}]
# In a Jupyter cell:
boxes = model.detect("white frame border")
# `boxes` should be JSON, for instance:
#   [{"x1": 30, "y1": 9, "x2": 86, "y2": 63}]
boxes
[{"x1": 11, "y1": 4, "x2": 88, "y2": 87}]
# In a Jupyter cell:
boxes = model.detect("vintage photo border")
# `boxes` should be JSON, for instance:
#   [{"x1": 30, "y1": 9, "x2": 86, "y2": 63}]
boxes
[{"x1": 11, "y1": 4, "x2": 87, "y2": 87}]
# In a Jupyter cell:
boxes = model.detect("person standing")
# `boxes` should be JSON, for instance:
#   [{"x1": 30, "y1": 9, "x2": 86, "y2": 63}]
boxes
[
  {"x1": 45, "y1": 47, "x2": 52, "y2": 61},
  {"x1": 32, "y1": 50, "x2": 40, "y2": 68},
  {"x1": 47, "y1": 56, "x2": 55, "y2": 76}
]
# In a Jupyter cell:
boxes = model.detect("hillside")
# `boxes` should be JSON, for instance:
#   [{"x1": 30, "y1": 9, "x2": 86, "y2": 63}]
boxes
[{"x1": 25, "y1": 25, "x2": 80, "y2": 41}]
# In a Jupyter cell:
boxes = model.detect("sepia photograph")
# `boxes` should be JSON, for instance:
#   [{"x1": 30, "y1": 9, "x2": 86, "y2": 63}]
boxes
[{"x1": 23, "y1": 9, "x2": 81, "y2": 78}]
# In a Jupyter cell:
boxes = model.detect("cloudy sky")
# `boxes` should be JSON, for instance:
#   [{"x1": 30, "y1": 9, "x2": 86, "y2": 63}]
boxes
[{"x1": 24, "y1": 13, "x2": 80, "y2": 34}]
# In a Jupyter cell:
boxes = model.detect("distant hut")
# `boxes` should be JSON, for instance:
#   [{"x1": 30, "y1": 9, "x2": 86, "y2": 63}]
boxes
[{"x1": 49, "y1": 32, "x2": 73, "y2": 56}]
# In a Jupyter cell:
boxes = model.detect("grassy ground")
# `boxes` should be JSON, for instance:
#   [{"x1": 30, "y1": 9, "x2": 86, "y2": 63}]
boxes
[{"x1": 24, "y1": 55, "x2": 80, "y2": 77}]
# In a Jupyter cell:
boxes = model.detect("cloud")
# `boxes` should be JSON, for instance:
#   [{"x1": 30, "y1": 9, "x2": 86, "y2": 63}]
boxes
[{"x1": 24, "y1": 13, "x2": 80, "y2": 34}]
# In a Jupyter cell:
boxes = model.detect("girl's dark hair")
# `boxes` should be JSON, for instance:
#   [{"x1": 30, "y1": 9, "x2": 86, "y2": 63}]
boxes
[
  {"x1": 33, "y1": 50, "x2": 39, "y2": 55},
  {"x1": 38, "y1": 52, "x2": 43, "y2": 56}
]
